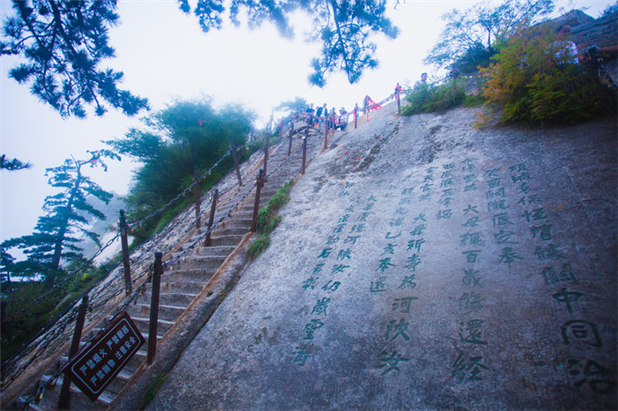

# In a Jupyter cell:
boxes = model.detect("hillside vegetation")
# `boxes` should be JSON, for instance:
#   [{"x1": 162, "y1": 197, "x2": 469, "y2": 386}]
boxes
[{"x1": 404, "y1": 4, "x2": 617, "y2": 127}]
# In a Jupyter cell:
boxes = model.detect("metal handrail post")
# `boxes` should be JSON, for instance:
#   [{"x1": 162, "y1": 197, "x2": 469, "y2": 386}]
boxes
[
  {"x1": 147, "y1": 253, "x2": 163, "y2": 365},
  {"x1": 119, "y1": 210, "x2": 132, "y2": 295},
  {"x1": 288, "y1": 123, "x2": 294, "y2": 156},
  {"x1": 229, "y1": 138, "x2": 242, "y2": 187},
  {"x1": 263, "y1": 134, "x2": 269, "y2": 177},
  {"x1": 323, "y1": 115, "x2": 329, "y2": 150},
  {"x1": 251, "y1": 170, "x2": 265, "y2": 232},
  {"x1": 396, "y1": 88, "x2": 401, "y2": 114},
  {"x1": 302, "y1": 128, "x2": 308, "y2": 175},
  {"x1": 194, "y1": 166, "x2": 201, "y2": 229},
  {"x1": 57, "y1": 295, "x2": 89, "y2": 409},
  {"x1": 205, "y1": 189, "x2": 218, "y2": 247}
]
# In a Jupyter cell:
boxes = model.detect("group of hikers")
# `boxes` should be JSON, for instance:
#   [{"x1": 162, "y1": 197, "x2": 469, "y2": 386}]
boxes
[
  {"x1": 294, "y1": 92, "x2": 392, "y2": 131},
  {"x1": 298, "y1": 103, "x2": 349, "y2": 131},
  {"x1": 286, "y1": 21, "x2": 617, "y2": 135},
  {"x1": 287, "y1": 76, "x2": 424, "y2": 133}
]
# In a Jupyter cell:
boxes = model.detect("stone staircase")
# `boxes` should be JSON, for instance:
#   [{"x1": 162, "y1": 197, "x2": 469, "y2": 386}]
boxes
[{"x1": 14, "y1": 127, "x2": 325, "y2": 410}]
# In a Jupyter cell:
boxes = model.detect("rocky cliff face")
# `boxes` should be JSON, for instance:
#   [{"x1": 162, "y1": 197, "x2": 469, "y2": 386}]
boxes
[
  {"x1": 144, "y1": 104, "x2": 617, "y2": 410},
  {"x1": 561, "y1": 10, "x2": 618, "y2": 79},
  {"x1": 570, "y1": 9, "x2": 617, "y2": 49}
]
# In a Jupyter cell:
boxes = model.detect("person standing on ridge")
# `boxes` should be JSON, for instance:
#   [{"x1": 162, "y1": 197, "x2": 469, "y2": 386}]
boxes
[{"x1": 414, "y1": 73, "x2": 428, "y2": 89}]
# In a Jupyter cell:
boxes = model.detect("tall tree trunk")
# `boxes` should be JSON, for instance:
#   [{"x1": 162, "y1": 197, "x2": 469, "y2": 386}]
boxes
[{"x1": 50, "y1": 170, "x2": 82, "y2": 272}]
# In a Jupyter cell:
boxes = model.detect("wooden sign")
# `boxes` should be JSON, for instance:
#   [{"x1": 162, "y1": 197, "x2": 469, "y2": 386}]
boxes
[{"x1": 64, "y1": 311, "x2": 145, "y2": 401}]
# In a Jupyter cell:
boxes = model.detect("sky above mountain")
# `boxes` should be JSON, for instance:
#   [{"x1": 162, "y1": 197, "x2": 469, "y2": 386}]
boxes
[{"x1": 1, "y1": 0, "x2": 613, "y2": 255}]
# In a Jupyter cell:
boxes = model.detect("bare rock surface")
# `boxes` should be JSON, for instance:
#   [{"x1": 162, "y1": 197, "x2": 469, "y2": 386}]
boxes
[{"x1": 147, "y1": 105, "x2": 617, "y2": 410}]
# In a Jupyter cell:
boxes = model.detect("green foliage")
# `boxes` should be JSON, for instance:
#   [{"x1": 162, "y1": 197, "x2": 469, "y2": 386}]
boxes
[
  {"x1": 1, "y1": 150, "x2": 120, "y2": 359},
  {"x1": 0, "y1": 0, "x2": 148, "y2": 117},
  {"x1": 2, "y1": 0, "x2": 400, "y2": 116},
  {"x1": 248, "y1": 179, "x2": 294, "y2": 259},
  {"x1": 275, "y1": 97, "x2": 309, "y2": 125},
  {"x1": 401, "y1": 81, "x2": 467, "y2": 115},
  {"x1": 257, "y1": 214, "x2": 282, "y2": 237},
  {"x1": 247, "y1": 234, "x2": 271, "y2": 259},
  {"x1": 305, "y1": 0, "x2": 399, "y2": 86},
  {"x1": 0, "y1": 261, "x2": 108, "y2": 361},
  {"x1": 0, "y1": 154, "x2": 32, "y2": 171},
  {"x1": 2, "y1": 150, "x2": 119, "y2": 279},
  {"x1": 264, "y1": 185, "x2": 292, "y2": 213},
  {"x1": 463, "y1": 93, "x2": 486, "y2": 108},
  {"x1": 139, "y1": 375, "x2": 166, "y2": 411},
  {"x1": 1, "y1": 281, "x2": 65, "y2": 361},
  {"x1": 479, "y1": 25, "x2": 617, "y2": 126},
  {"x1": 452, "y1": 45, "x2": 494, "y2": 74},
  {"x1": 106, "y1": 99, "x2": 256, "y2": 242},
  {"x1": 601, "y1": 1, "x2": 618, "y2": 17},
  {"x1": 275, "y1": 97, "x2": 309, "y2": 114},
  {"x1": 425, "y1": 0, "x2": 554, "y2": 73},
  {"x1": 52, "y1": 262, "x2": 110, "y2": 316}
]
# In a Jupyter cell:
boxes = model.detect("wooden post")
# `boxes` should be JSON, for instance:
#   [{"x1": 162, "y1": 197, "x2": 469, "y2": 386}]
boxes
[
  {"x1": 302, "y1": 127, "x2": 308, "y2": 175},
  {"x1": 288, "y1": 123, "x2": 294, "y2": 156},
  {"x1": 354, "y1": 104, "x2": 358, "y2": 129},
  {"x1": 147, "y1": 253, "x2": 163, "y2": 365},
  {"x1": 251, "y1": 170, "x2": 265, "y2": 232},
  {"x1": 205, "y1": 189, "x2": 218, "y2": 247},
  {"x1": 194, "y1": 166, "x2": 201, "y2": 229},
  {"x1": 263, "y1": 133, "x2": 269, "y2": 177},
  {"x1": 119, "y1": 210, "x2": 132, "y2": 295},
  {"x1": 58, "y1": 295, "x2": 89, "y2": 409},
  {"x1": 323, "y1": 114, "x2": 329, "y2": 150},
  {"x1": 396, "y1": 88, "x2": 401, "y2": 114},
  {"x1": 229, "y1": 138, "x2": 242, "y2": 187}
]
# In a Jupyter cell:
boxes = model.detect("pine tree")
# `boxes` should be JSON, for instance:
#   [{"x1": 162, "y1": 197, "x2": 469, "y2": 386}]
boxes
[
  {"x1": 2, "y1": 150, "x2": 120, "y2": 286},
  {"x1": 306, "y1": 0, "x2": 399, "y2": 86},
  {"x1": 0, "y1": 0, "x2": 148, "y2": 118},
  {"x1": 105, "y1": 99, "x2": 253, "y2": 237},
  {"x1": 1, "y1": 0, "x2": 399, "y2": 117},
  {"x1": 0, "y1": 154, "x2": 32, "y2": 171}
]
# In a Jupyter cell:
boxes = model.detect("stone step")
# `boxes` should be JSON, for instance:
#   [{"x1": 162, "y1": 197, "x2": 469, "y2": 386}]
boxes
[
  {"x1": 212, "y1": 204, "x2": 242, "y2": 217},
  {"x1": 139, "y1": 331, "x2": 162, "y2": 346},
  {"x1": 217, "y1": 218, "x2": 253, "y2": 230},
  {"x1": 38, "y1": 365, "x2": 130, "y2": 399},
  {"x1": 134, "y1": 278, "x2": 205, "y2": 296},
  {"x1": 159, "y1": 280, "x2": 205, "y2": 295},
  {"x1": 122, "y1": 348, "x2": 147, "y2": 375},
  {"x1": 236, "y1": 203, "x2": 259, "y2": 212},
  {"x1": 163, "y1": 268, "x2": 216, "y2": 283},
  {"x1": 211, "y1": 225, "x2": 248, "y2": 237},
  {"x1": 205, "y1": 234, "x2": 244, "y2": 247},
  {"x1": 213, "y1": 209, "x2": 253, "y2": 221},
  {"x1": 127, "y1": 303, "x2": 186, "y2": 323},
  {"x1": 131, "y1": 316, "x2": 176, "y2": 338},
  {"x1": 192, "y1": 245, "x2": 236, "y2": 257},
  {"x1": 172, "y1": 254, "x2": 227, "y2": 271},
  {"x1": 201, "y1": 221, "x2": 248, "y2": 235},
  {"x1": 262, "y1": 181, "x2": 293, "y2": 191},
  {"x1": 103, "y1": 368, "x2": 134, "y2": 396},
  {"x1": 179, "y1": 226, "x2": 246, "y2": 248},
  {"x1": 32, "y1": 374, "x2": 113, "y2": 411},
  {"x1": 135, "y1": 292, "x2": 198, "y2": 307},
  {"x1": 82, "y1": 326, "x2": 109, "y2": 343},
  {"x1": 172, "y1": 245, "x2": 235, "y2": 259}
]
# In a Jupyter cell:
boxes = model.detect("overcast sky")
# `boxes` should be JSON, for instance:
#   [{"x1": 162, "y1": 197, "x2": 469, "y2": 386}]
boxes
[{"x1": 0, "y1": 0, "x2": 613, "y2": 252}]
